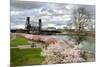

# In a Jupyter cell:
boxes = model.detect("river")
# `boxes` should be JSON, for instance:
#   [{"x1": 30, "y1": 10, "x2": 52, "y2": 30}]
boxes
[{"x1": 50, "y1": 35, "x2": 95, "y2": 53}]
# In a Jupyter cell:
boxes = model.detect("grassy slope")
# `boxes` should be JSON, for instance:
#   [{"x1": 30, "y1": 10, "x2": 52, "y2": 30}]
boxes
[
  {"x1": 11, "y1": 35, "x2": 29, "y2": 47},
  {"x1": 11, "y1": 48, "x2": 45, "y2": 66}
]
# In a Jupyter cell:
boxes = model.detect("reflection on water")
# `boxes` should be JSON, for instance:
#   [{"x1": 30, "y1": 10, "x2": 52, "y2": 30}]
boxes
[
  {"x1": 79, "y1": 37, "x2": 95, "y2": 53},
  {"x1": 51, "y1": 35, "x2": 95, "y2": 53}
]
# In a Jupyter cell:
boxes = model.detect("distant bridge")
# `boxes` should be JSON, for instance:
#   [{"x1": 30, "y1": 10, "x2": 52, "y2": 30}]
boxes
[
  {"x1": 40, "y1": 30, "x2": 61, "y2": 35},
  {"x1": 11, "y1": 29, "x2": 61, "y2": 35}
]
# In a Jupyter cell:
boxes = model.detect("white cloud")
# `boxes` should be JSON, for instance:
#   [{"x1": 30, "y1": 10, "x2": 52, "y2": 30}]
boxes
[
  {"x1": 62, "y1": 15, "x2": 72, "y2": 20},
  {"x1": 65, "y1": 5, "x2": 74, "y2": 10},
  {"x1": 11, "y1": 24, "x2": 25, "y2": 29},
  {"x1": 11, "y1": 11, "x2": 21, "y2": 15}
]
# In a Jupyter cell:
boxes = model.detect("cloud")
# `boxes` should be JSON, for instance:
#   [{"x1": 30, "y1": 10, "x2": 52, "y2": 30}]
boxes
[
  {"x1": 10, "y1": 0, "x2": 95, "y2": 29},
  {"x1": 11, "y1": 24, "x2": 25, "y2": 29},
  {"x1": 10, "y1": 0, "x2": 47, "y2": 10},
  {"x1": 11, "y1": 11, "x2": 23, "y2": 15}
]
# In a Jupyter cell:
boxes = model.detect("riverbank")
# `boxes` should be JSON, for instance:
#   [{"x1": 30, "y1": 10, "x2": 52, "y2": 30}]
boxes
[
  {"x1": 56, "y1": 31, "x2": 95, "y2": 37},
  {"x1": 10, "y1": 33, "x2": 47, "y2": 66},
  {"x1": 11, "y1": 33, "x2": 95, "y2": 66}
]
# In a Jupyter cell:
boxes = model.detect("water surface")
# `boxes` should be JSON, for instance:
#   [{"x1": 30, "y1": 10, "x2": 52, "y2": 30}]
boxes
[{"x1": 50, "y1": 35, "x2": 95, "y2": 53}]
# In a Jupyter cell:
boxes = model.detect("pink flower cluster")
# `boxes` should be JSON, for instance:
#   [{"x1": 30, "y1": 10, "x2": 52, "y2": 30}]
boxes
[
  {"x1": 21, "y1": 34, "x2": 60, "y2": 45},
  {"x1": 17, "y1": 33, "x2": 85, "y2": 64},
  {"x1": 42, "y1": 44, "x2": 85, "y2": 64}
]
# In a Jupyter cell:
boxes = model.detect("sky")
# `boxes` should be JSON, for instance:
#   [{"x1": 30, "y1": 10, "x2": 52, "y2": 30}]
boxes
[{"x1": 10, "y1": 0, "x2": 95, "y2": 29}]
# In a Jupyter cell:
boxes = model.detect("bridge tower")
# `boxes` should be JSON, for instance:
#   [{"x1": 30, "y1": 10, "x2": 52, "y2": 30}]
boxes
[
  {"x1": 38, "y1": 18, "x2": 42, "y2": 34},
  {"x1": 25, "y1": 17, "x2": 32, "y2": 33}
]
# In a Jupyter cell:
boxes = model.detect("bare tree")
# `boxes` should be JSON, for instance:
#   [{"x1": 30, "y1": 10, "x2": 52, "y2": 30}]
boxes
[
  {"x1": 73, "y1": 7, "x2": 91, "y2": 33},
  {"x1": 72, "y1": 7, "x2": 91, "y2": 44}
]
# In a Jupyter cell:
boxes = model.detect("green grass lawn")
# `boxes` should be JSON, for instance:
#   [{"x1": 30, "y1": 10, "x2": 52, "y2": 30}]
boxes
[
  {"x1": 11, "y1": 35, "x2": 29, "y2": 47},
  {"x1": 11, "y1": 48, "x2": 45, "y2": 66}
]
